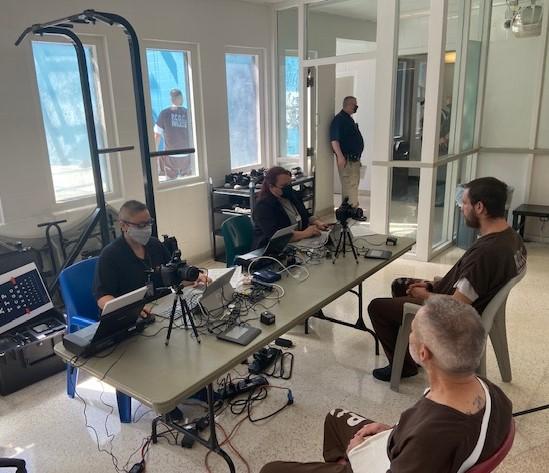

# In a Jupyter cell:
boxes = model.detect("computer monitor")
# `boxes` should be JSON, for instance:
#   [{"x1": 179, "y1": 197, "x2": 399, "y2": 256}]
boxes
[{"x1": 0, "y1": 262, "x2": 53, "y2": 335}]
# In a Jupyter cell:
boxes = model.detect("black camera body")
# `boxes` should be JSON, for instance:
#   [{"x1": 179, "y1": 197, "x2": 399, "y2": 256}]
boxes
[
  {"x1": 159, "y1": 250, "x2": 200, "y2": 287},
  {"x1": 335, "y1": 197, "x2": 364, "y2": 224}
]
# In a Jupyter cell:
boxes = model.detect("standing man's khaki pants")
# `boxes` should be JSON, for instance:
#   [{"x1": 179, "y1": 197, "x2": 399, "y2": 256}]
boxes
[{"x1": 338, "y1": 160, "x2": 361, "y2": 207}]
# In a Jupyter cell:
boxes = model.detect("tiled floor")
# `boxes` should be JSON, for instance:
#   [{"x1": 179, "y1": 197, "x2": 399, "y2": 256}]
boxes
[{"x1": 1, "y1": 243, "x2": 548, "y2": 472}]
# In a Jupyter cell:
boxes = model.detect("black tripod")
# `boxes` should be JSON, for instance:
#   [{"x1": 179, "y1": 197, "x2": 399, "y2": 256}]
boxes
[
  {"x1": 332, "y1": 220, "x2": 359, "y2": 264},
  {"x1": 165, "y1": 287, "x2": 201, "y2": 345}
]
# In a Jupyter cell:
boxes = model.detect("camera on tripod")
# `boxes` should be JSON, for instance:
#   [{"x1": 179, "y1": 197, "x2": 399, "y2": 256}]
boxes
[
  {"x1": 335, "y1": 197, "x2": 364, "y2": 224},
  {"x1": 159, "y1": 250, "x2": 200, "y2": 287}
]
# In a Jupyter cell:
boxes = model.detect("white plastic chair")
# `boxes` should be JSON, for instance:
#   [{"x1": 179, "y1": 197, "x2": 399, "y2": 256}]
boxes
[{"x1": 390, "y1": 271, "x2": 526, "y2": 392}]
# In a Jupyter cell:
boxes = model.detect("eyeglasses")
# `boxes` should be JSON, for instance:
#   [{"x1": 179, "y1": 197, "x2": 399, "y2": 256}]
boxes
[{"x1": 121, "y1": 219, "x2": 154, "y2": 229}]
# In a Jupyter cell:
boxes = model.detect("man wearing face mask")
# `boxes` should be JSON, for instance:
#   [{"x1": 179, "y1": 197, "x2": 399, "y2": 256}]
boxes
[
  {"x1": 330, "y1": 96, "x2": 364, "y2": 208},
  {"x1": 93, "y1": 200, "x2": 208, "y2": 316},
  {"x1": 252, "y1": 167, "x2": 329, "y2": 249}
]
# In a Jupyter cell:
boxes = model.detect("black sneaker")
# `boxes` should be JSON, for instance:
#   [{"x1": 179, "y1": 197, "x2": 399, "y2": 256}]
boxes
[
  {"x1": 166, "y1": 406, "x2": 183, "y2": 422},
  {"x1": 372, "y1": 365, "x2": 418, "y2": 382}
]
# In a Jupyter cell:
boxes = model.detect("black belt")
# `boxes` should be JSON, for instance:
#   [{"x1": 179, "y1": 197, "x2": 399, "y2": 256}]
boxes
[{"x1": 345, "y1": 154, "x2": 361, "y2": 162}]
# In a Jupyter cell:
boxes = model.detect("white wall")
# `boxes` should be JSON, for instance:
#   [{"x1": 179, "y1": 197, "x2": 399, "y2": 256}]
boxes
[
  {"x1": 478, "y1": 2, "x2": 549, "y2": 242},
  {"x1": 0, "y1": 0, "x2": 273, "y2": 260}
]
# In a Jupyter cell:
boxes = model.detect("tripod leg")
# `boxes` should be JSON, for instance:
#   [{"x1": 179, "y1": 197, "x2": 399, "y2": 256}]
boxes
[
  {"x1": 183, "y1": 300, "x2": 201, "y2": 343},
  {"x1": 180, "y1": 295, "x2": 189, "y2": 329},
  {"x1": 333, "y1": 230, "x2": 345, "y2": 263},
  {"x1": 165, "y1": 295, "x2": 178, "y2": 346},
  {"x1": 348, "y1": 229, "x2": 359, "y2": 264}
]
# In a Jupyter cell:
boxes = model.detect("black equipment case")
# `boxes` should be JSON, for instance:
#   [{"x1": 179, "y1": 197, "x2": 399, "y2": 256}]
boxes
[{"x1": 0, "y1": 310, "x2": 66, "y2": 395}]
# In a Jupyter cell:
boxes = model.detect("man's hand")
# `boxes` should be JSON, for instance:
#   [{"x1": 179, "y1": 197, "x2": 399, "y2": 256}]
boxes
[
  {"x1": 336, "y1": 155, "x2": 346, "y2": 169},
  {"x1": 355, "y1": 422, "x2": 392, "y2": 437},
  {"x1": 303, "y1": 225, "x2": 321, "y2": 238},
  {"x1": 314, "y1": 219, "x2": 329, "y2": 231},
  {"x1": 193, "y1": 272, "x2": 211, "y2": 287},
  {"x1": 346, "y1": 422, "x2": 392, "y2": 454},
  {"x1": 407, "y1": 285, "x2": 431, "y2": 301}
]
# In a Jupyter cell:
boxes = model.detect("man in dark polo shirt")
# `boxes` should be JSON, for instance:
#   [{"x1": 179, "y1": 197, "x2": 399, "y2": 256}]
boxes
[
  {"x1": 154, "y1": 88, "x2": 193, "y2": 180},
  {"x1": 261, "y1": 296, "x2": 513, "y2": 473},
  {"x1": 93, "y1": 200, "x2": 208, "y2": 314},
  {"x1": 368, "y1": 177, "x2": 527, "y2": 382},
  {"x1": 330, "y1": 96, "x2": 364, "y2": 208}
]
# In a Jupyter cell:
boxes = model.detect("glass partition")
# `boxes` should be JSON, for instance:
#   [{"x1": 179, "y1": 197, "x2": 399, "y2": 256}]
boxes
[
  {"x1": 392, "y1": 1, "x2": 431, "y2": 163},
  {"x1": 438, "y1": 0, "x2": 462, "y2": 158},
  {"x1": 306, "y1": 0, "x2": 377, "y2": 60},
  {"x1": 390, "y1": 167, "x2": 420, "y2": 239}
]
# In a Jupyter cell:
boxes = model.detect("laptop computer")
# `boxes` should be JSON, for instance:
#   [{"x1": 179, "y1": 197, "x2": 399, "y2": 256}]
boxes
[
  {"x1": 235, "y1": 224, "x2": 297, "y2": 268},
  {"x1": 63, "y1": 286, "x2": 148, "y2": 357}
]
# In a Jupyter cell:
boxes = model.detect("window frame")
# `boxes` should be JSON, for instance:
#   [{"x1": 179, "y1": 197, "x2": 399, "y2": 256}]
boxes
[
  {"x1": 30, "y1": 35, "x2": 121, "y2": 210},
  {"x1": 142, "y1": 40, "x2": 205, "y2": 188},
  {"x1": 224, "y1": 46, "x2": 266, "y2": 173}
]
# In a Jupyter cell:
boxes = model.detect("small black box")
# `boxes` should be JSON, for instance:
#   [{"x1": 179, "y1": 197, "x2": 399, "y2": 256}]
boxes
[{"x1": 260, "y1": 311, "x2": 276, "y2": 325}]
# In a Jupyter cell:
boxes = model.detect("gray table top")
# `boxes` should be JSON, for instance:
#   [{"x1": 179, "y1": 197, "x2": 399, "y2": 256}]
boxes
[{"x1": 55, "y1": 236, "x2": 414, "y2": 414}]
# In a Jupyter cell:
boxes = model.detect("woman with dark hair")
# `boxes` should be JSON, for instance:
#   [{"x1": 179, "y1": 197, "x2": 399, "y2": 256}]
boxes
[{"x1": 252, "y1": 167, "x2": 328, "y2": 249}]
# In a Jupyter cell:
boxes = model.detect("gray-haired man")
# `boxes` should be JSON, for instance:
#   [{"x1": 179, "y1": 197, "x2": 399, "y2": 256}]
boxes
[{"x1": 260, "y1": 296, "x2": 512, "y2": 473}]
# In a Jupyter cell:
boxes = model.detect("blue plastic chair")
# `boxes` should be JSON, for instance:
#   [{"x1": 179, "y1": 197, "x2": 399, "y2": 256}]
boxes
[
  {"x1": 59, "y1": 257, "x2": 132, "y2": 423},
  {"x1": 221, "y1": 215, "x2": 253, "y2": 267}
]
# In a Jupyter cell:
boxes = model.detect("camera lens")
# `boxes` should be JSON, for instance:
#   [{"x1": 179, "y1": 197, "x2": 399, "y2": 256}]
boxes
[{"x1": 178, "y1": 265, "x2": 200, "y2": 282}]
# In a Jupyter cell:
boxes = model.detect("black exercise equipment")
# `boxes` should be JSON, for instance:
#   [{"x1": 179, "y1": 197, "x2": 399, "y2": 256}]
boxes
[{"x1": 15, "y1": 10, "x2": 195, "y2": 294}]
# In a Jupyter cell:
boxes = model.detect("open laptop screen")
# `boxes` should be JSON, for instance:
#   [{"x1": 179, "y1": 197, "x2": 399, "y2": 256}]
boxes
[{"x1": 264, "y1": 224, "x2": 297, "y2": 256}]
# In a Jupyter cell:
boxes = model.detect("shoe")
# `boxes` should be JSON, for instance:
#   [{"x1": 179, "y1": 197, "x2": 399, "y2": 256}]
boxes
[
  {"x1": 372, "y1": 365, "x2": 418, "y2": 382},
  {"x1": 166, "y1": 406, "x2": 183, "y2": 421},
  {"x1": 354, "y1": 215, "x2": 368, "y2": 222}
]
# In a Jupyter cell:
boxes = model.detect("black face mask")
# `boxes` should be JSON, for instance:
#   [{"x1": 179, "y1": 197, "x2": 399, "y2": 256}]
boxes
[
  {"x1": 353, "y1": 105, "x2": 358, "y2": 113},
  {"x1": 281, "y1": 185, "x2": 293, "y2": 199}
]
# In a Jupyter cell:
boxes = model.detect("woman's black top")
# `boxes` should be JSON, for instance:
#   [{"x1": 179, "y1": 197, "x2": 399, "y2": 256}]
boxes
[{"x1": 252, "y1": 190, "x2": 310, "y2": 249}]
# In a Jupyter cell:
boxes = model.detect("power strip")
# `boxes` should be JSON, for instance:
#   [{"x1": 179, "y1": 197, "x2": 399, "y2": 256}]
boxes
[{"x1": 217, "y1": 375, "x2": 269, "y2": 399}]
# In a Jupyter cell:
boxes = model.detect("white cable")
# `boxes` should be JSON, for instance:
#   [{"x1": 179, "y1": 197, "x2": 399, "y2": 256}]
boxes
[
  {"x1": 265, "y1": 283, "x2": 285, "y2": 299},
  {"x1": 276, "y1": 264, "x2": 310, "y2": 281}
]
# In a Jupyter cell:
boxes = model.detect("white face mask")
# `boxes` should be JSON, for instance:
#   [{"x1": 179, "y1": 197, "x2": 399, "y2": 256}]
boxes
[{"x1": 127, "y1": 226, "x2": 152, "y2": 246}]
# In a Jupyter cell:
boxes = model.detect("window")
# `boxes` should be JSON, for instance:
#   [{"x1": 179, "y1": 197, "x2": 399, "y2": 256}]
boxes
[
  {"x1": 145, "y1": 48, "x2": 198, "y2": 182},
  {"x1": 32, "y1": 41, "x2": 111, "y2": 203},
  {"x1": 279, "y1": 54, "x2": 300, "y2": 158},
  {"x1": 225, "y1": 52, "x2": 262, "y2": 169}
]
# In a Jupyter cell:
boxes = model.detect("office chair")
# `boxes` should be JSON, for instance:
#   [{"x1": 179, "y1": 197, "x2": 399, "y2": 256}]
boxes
[
  {"x1": 0, "y1": 458, "x2": 26, "y2": 472},
  {"x1": 390, "y1": 271, "x2": 526, "y2": 392},
  {"x1": 221, "y1": 215, "x2": 253, "y2": 267},
  {"x1": 466, "y1": 420, "x2": 515, "y2": 472},
  {"x1": 59, "y1": 257, "x2": 132, "y2": 423}
]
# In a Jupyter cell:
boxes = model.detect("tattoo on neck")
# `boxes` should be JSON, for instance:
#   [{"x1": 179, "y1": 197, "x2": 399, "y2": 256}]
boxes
[{"x1": 473, "y1": 395, "x2": 485, "y2": 411}]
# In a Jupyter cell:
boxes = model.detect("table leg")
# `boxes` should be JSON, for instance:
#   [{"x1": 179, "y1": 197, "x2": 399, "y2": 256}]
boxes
[
  {"x1": 150, "y1": 384, "x2": 235, "y2": 473},
  {"x1": 311, "y1": 282, "x2": 379, "y2": 355},
  {"x1": 512, "y1": 212, "x2": 519, "y2": 232}
]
